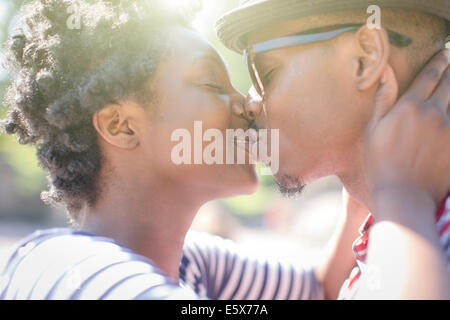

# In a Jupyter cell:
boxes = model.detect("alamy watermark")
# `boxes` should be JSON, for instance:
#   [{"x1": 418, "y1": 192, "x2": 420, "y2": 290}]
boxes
[
  {"x1": 171, "y1": 121, "x2": 279, "y2": 176},
  {"x1": 67, "y1": 4, "x2": 81, "y2": 30},
  {"x1": 367, "y1": 5, "x2": 382, "y2": 30}
]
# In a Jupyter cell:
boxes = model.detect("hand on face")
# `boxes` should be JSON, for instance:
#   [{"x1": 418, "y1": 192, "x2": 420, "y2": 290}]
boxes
[{"x1": 365, "y1": 49, "x2": 450, "y2": 205}]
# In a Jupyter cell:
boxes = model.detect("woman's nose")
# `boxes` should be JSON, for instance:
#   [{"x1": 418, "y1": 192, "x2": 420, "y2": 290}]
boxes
[{"x1": 245, "y1": 86, "x2": 264, "y2": 121}]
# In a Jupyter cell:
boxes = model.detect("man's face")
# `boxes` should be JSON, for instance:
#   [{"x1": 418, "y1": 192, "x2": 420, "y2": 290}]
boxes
[{"x1": 248, "y1": 24, "x2": 374, "y2": 192}]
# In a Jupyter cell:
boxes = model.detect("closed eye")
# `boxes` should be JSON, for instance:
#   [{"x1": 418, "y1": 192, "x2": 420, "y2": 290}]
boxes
[
  {"x1": 205, "y1": 83, "x2": 225, "y2": 91},
  {"x1": 262, "y1": 68, "x2": 276, "y2": 87}
]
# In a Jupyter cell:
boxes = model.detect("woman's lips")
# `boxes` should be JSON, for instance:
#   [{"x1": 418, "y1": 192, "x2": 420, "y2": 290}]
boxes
[{"x1": 234, "y1": 136, "x2": 260, "y2": 163}]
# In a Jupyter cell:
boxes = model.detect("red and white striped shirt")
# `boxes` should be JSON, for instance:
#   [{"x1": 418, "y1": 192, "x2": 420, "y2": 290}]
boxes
[{"x1": 339, "y1": 193, "x2": 450, "y2": 299}]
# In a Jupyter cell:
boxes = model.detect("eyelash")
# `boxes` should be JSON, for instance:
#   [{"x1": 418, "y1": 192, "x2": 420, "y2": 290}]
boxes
[{"x1": 205, "y1": 83, "x2": 224, "y2": 91}]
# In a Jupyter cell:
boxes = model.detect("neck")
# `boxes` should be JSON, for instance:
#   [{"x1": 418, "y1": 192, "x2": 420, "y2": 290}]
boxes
[
  {"x1": 83, "y1": 167, "x2": 205, "y2": 282},
  {"x1": 337, "y1": 139, "x2": 374, "y2": 212}
]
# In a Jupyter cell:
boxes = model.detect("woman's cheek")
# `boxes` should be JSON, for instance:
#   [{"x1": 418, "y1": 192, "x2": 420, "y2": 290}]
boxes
[{"x1": 202, "y1": 97, "x2": 232, "y2": 130}]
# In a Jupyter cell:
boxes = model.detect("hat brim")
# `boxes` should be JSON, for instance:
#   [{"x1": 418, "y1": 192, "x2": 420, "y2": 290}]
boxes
[{"x1": 216, "y1": 0, "x2": 450, "y2": 54}]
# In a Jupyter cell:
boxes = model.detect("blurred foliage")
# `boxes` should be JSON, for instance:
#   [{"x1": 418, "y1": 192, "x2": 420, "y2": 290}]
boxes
[
  {"x1": 223, "y1": 163, "x2": 276, "y2": 216},
  {"x1": 0, "y1": 0, "x2": 46, "y2": 198},
  {"x1": 0, "y1": 133, "x2": 45, "y2": 197}
]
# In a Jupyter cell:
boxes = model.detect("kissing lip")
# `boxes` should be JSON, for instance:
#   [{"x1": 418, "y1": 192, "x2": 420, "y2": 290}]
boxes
[{"x1": 234, "y1": 135, "x2": 260, "y2": 162}]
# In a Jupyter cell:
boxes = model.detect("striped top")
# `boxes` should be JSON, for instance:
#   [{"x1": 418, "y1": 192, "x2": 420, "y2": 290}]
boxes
[
  {"x1": 0, "y1": 228, "x2": 323, "y2": 300},
  {"x1": 338, "y1": 193, "x2": 450, "y2": 299}
]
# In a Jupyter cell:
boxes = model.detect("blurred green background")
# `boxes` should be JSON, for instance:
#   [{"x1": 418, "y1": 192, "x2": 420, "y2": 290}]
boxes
[{"x1": 0, "y1": 0, "x2": 51, "y2": 222}]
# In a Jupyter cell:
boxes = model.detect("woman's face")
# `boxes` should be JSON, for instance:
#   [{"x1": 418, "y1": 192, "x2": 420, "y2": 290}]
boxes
[{"x1": 138, "y1": 27, "x2": 258, "y2": 198}]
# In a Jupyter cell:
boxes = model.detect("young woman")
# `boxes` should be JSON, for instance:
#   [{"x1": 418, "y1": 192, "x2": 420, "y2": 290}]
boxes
[{"x1": 0, "y1": 0, "x2": 448, "y2": 300}]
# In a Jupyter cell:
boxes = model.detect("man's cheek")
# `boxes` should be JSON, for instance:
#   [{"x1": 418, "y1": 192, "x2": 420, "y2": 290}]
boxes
[{"x1": 265, "y1": 96, "x2": 293, "y2": 128}]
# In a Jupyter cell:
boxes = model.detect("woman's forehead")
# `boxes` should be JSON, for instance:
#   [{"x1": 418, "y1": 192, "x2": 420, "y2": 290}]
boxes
[
  {"x1": 168, "y1": 27, "x2": 221, "y2": 59},
  {"x1": 166, "y1": 26, "x2": 228, "y2": 70}
]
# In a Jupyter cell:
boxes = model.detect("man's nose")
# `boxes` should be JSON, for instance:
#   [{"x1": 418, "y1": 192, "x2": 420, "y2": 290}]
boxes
[{"x1": 244, "y1": 86, "x2": 264, "y2": 121}]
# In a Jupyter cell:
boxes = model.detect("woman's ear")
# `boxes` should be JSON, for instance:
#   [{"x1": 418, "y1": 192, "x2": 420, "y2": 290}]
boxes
[
  {"x1": 353, "y1": 24, "x2": 391, "y2": 91},
  {"x1": 93, "y1": 104, "x2": 140, "y2": 150}
]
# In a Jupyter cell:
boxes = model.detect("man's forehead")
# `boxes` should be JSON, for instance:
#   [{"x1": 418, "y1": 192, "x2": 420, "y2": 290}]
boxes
[{"x1": 247, "y1": 11, "x2": 369, "y2": 46}]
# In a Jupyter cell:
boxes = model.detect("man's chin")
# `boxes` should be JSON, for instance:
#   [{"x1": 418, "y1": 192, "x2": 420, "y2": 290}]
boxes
[{"x1": 274, "y1": 173, "x2": 306, "y2": 199}]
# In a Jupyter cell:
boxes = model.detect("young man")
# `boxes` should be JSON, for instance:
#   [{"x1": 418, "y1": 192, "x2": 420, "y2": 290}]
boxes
[{"x1": 216, "y1": 0, "x2": 450, "y2": 299}]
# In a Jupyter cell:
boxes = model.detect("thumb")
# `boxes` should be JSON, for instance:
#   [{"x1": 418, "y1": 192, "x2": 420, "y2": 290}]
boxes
[{"x1": 371, "y1": 64, "x2": 399, "y2": 124}]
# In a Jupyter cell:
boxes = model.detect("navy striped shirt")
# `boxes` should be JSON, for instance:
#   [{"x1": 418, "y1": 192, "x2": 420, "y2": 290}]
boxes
[{"x1": 0, "y1": 228, "x2": 323, "y2": 300}]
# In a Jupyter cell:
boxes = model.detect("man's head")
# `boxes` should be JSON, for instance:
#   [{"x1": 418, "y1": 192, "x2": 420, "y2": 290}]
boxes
[{"x1": 217, "y1": 1, "x2": 449, "y2": 195}]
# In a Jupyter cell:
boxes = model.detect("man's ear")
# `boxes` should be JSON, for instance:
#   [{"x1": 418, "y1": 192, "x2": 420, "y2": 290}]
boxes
[
  {"x1": 353, "y1": 25, "x2": 391, "y2": 91},
  {"x1": 92, "y1": 104, "x2": 140, "y2": 150}
]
